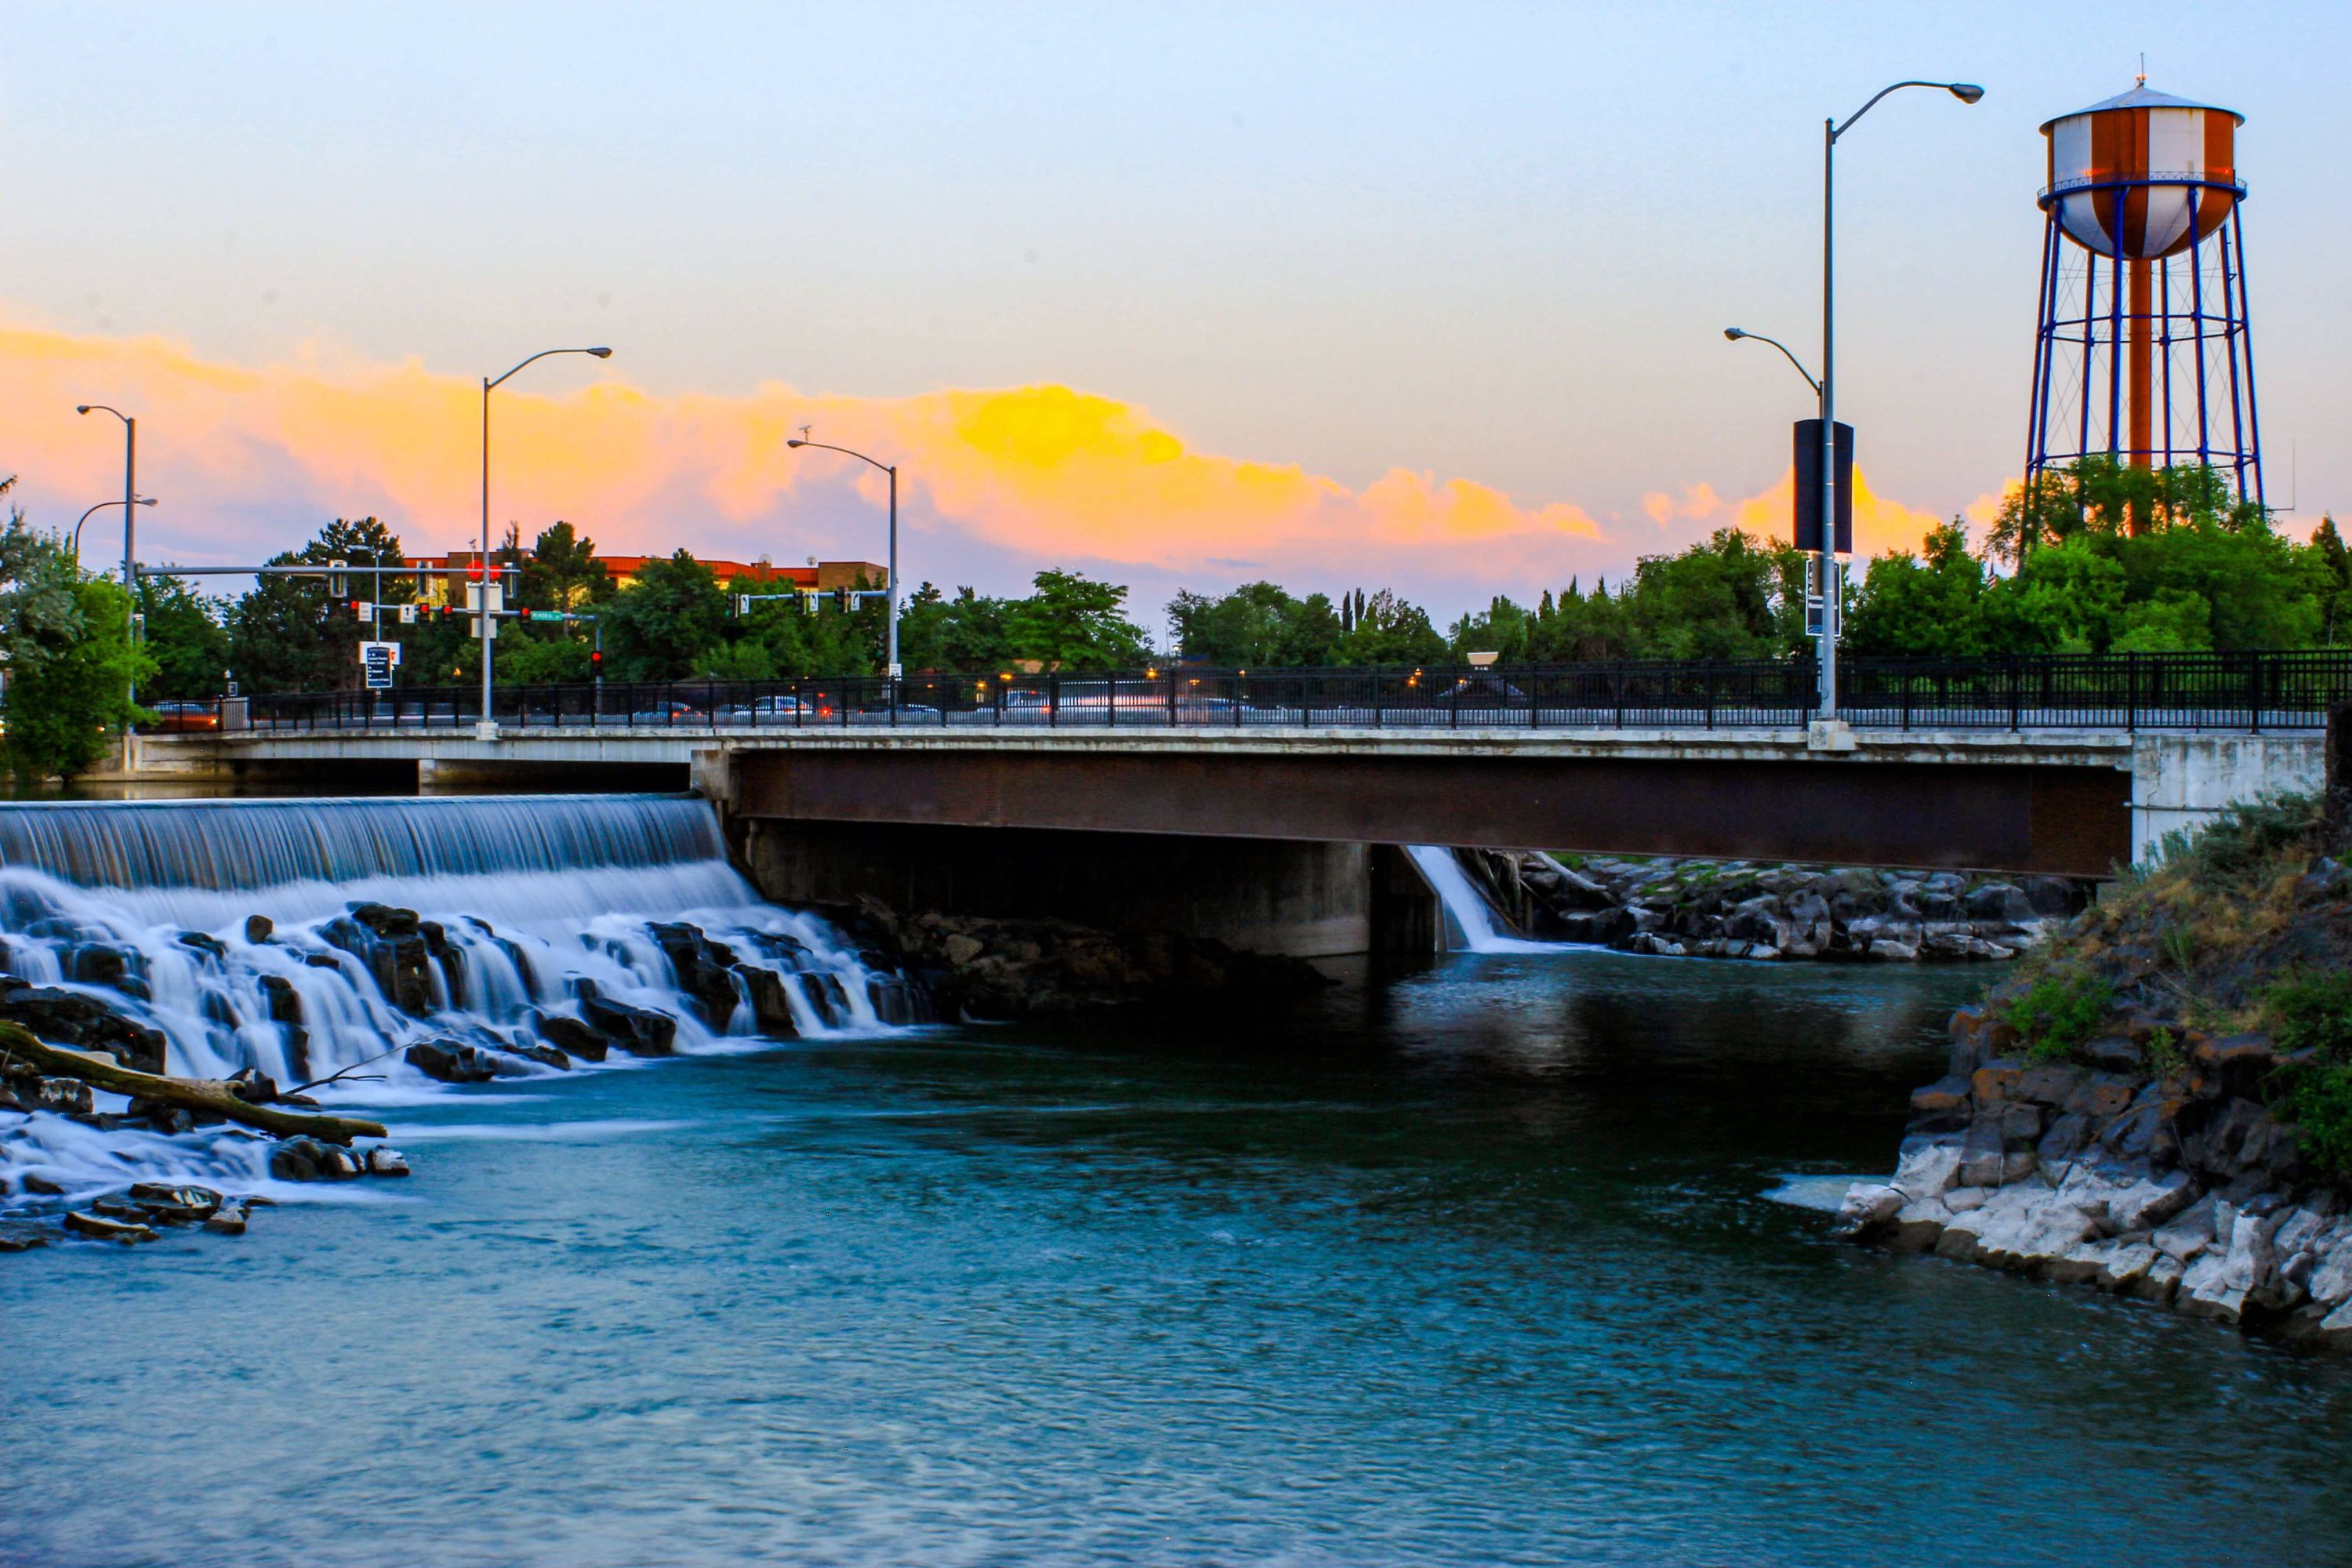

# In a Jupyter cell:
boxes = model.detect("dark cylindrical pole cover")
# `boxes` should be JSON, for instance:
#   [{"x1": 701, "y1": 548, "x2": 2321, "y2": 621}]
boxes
[{"x1": 1792, "y1": 419, "x2": 1854, "y2": 554}]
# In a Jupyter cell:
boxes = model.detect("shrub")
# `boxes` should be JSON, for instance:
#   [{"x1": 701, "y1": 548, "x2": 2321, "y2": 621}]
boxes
[
  {"x1": 2263, "y1": 971, "x2": 2352, "y2": 1062},
  {"x1": 2270, "y1": 1061, "x2": 2352, "y2": 1180},
  {"x1": 2005, "y1": 971, "x2": 2115, "y2": 1062}
]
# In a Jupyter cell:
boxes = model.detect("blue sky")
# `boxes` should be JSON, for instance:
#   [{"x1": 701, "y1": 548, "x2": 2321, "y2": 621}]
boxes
[{"x1": 2, "y1": 2, "x2": 2344, "y2": 616}]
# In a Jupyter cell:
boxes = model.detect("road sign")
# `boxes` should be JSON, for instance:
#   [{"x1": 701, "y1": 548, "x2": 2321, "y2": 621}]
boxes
[
  {"x1": 397, "y1": 604, "x2": 419, "y2": 623},
  {"x1": 466, "y1": 582, "x2": 504, "y2": 615},
  {"x1": 358, "y1": 640, "x2": 401, "y2": 689}
]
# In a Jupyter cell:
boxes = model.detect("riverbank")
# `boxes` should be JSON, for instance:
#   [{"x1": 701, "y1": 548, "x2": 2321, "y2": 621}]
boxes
[
  {"x1": 1458, "y1": 847, "x2": 2090, "y2": 961},
  {"x1": 1836, "y1": 790, "x2": 2352, "y2": 1345}
]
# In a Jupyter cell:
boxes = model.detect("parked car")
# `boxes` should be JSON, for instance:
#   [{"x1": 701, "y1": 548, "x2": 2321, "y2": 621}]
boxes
[{"x1": 142, "y1": 700, "x2": 220, "y2": 733}]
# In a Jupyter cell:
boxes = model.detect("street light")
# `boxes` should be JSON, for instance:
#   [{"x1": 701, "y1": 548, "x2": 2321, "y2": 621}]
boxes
[
  {"x1": 785, "y1": 438, "x2": 900, "y2": 681},
  {"x1": 73, "y1": 497, "x2": 157, "y2": 565},
  {"x1": 1723, "y1": 328, "x2": 1820, "y2": 397},
  {"x1": 479, "y1": 347, "x2": 612, "y2": 738},
  {"x1": 76, "y1": 404, "x2": 142, "y2": 706},
  {"x1": 1814, "y1": 78, "x2": 1982, "y2": 720}
]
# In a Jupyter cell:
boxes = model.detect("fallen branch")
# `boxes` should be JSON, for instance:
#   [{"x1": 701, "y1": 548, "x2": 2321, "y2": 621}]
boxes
[
  {"x1": 0, "y1": 1022, "x2": 387, "y2": 1145},
  {"x1": 284, "y1": 1044, "x2": 401, "y2": 1098}
]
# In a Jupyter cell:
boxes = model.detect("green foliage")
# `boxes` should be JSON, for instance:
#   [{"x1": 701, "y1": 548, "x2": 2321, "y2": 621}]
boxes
[
  {"x1": 226, "y1": 516, "x2": 406, "y2": 693},
  {"x1": 2005, "y1": 971, "x2": 2116, "y2": 1062},
  {"x1": 1170, "y1": 582, "x2": 1344, "y2": 666},
  {"x1": 2152, "y1": 793, "x2": 2321, "y2": 884},
  {"x1": 514, "y1": 521, "x2": 612, "y2": 613},
  {"x1": 1623, "y1": 528, "x2": 1807, "y2": 659},
  {"x1": 2146, "y1": 1028, "x2": 2185, "y2": 1080},
  {"x1": 1844, "y1": 521, "x2": 1990, "y2": 657},
  {"x1": 603, "y1": 550, "x2": 728, "y2": 680},
  {"x1": 2270, "y1": 1060, "x2": 2352, "y2": 1179},
  {"x1": 136, "y1": 575, "x2": 231, "y2": 699},
  {"x1": 1004, "y1": 569, "x2": 1152, "y2": 669},
  {"x1": 2263, "y1": 972, "x2": 2352, "y2": 1060},
  {"x1": 0, "y1": 516, "x2": 155, "y2": 783}
]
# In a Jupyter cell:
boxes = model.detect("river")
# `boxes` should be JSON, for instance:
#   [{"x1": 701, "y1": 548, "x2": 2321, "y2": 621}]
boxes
[{"x1": 2, "y1": 798, "x2": 2349, "y2": 1566}]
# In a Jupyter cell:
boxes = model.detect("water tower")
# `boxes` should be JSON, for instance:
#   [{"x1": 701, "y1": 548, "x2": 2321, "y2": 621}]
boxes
[{"x1": 2024, "y1": 82, "x2": 2262, "y2": 514}]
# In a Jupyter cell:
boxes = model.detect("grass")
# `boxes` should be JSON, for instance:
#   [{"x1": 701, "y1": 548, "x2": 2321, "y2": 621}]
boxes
[{"x1": 2007, "y1": 970, "x2": 2116, "y2": 1062}]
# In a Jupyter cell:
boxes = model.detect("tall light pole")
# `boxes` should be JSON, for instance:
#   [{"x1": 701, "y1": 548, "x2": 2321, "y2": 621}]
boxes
[
  {"x1": 1817, "y1": 78, "x2": 1982, "y2": 719},
  {"x1": 785, "y1": 438, "x2": 899, "y2": 679},
  {"x1": 75, "y1": 405, "x2": 141, "y2": 707},
  {"x1": 73, "y1": 496, "x2": 157, "y2": 566},
  {"x1": 479, "y1": 347, "x2": 611, "y2": 738}
]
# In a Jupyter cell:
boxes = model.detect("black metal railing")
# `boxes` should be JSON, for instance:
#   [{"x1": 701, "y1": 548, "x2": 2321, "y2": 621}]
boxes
[{"x1": 234, "y1": 649, "x2": 2352, "y2": 737}]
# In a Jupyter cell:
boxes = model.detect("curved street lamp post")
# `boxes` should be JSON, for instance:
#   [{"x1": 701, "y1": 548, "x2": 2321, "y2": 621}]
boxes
[
  {"x1": 76, "y1": 404, "x2": 142, "y2": 706},
  {"x1": 785, "y1": 438, "x2": 900, "y2": 680},
  {"x1": 74, "y1": 496, "x2": 157, "y2": 565},
  {"x1": 1813, "y1": 78, "x2": 1982, "y2": 719},
  {"x1": 479, "y1": 347, "x2": 611, "y2": 737}
]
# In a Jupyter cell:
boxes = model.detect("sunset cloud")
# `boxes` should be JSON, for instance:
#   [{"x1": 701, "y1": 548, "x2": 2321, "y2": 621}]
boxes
[{"x1": 0, "y1": 318, "x2": 1951, "y2": 614}]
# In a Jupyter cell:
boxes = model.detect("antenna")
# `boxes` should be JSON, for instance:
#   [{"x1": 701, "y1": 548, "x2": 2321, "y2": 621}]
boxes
[
  {"x1": 2136, "y1": 53, "x2": 2146, "y2": 86},
  {"x1": 798, "y1": 424, "x2": 812, "y2": 444}
]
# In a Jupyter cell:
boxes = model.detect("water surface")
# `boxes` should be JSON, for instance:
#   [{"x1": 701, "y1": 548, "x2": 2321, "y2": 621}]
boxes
[{"x1": 5, "y1": 949, "x2": 2349, "y2": 1567}]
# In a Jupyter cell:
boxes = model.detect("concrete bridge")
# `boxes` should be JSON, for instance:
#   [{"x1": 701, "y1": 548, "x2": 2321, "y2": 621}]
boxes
[{"x1": 135, "y1": 720, "x2": 2321, "y2": 956}]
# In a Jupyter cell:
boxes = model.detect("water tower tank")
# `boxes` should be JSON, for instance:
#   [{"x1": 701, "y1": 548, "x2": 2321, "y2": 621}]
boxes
[
  {"x1": 2042, "y1": 85, "x2": 2241, "y2": 259},
  {"x1": 2024, "y1": 82, "x2": 2261, "y2": 513}
]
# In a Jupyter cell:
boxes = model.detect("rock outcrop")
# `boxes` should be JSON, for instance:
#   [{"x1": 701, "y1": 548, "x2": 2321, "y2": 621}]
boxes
[
  {"x1": 843, "y1": 898, "x2": 1330, "y2": 1019},
  {"x1": 1836, "y1": 791, "x2": 2352, "y2": 1348},
  {"x1": 1465, "y1": 849, "x2": 2089, "y2": 962}
]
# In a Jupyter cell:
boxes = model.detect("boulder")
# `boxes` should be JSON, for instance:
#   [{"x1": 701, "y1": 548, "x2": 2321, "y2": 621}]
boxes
[
  {"x1": 126, "y1": 1182, "x2": 223, "y2": 1221},
  {"x1": 732, "y1": 964, "x2": 800, "y2": 1037},
  {"x1": 579, "y1": 996, "x2": 677, "y2": 1056},
  {"x1": 62, "y1": 1210, "x2": 157, "y2": 1243},
  {"x1": 504, "y1": 1042, "x2": 573, "y2": 1073},
  {"x1": 404, "y1": 1040, "x2": 501, "y2": 1083},
  {"x1": 1908, "y1": 1076, "x2": 1972, "y2": 1118},
  {"x1": 244, "y1": 914, "x2": 274, "y2": 944},
  {"x1": 365, "y1": 1145, "x2": 411, "y2": 1178},
  {"x1": 2153, "y1": 1195, "x2": 2220, "y2": 1261},
  {"x1": 648, "y1": 922, "x2": 742, "y2": 1029},
  {"x1": 321, "y1": 913, "x2": 435, "y2": 1015},
  {"x1": 1833, "y1": 1181, "x2": 1904, "y2": 1236},
  {"x1": 0, "y1": 986, "x2": 169, "y2": 1074},
  {"x1": 534, "y1": 1011, "x2": 612, "y2": 1062},
  {"x1": 202, "y1": 1201, "x2": 249, "y2": 1236},
  {"x1": 0, "y1": 1220, "x2": 55, "y2": 1251},
  {"x1": 270, "y1": 1135, "x2": 363, "y2": 1181}
]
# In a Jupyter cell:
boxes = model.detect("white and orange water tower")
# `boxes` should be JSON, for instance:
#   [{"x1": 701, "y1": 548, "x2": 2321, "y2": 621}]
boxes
[{"x1": 2025, "y1": 82, "x2": 2262, "y2": 510}]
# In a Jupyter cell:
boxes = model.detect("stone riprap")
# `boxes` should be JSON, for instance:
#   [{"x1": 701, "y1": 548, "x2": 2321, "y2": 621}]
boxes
[
  {"x1": 1465, "y1": 849, "x2": 2089, "y2": 962},
  {"x1": 1835, "y1": 1004, "x2": 2352, "y2": 1346}
]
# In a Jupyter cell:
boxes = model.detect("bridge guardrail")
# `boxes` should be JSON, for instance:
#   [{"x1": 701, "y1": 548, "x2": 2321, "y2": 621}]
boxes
[{"x1": 237, "y1": 650, "x2": 2352, "y2": 737}]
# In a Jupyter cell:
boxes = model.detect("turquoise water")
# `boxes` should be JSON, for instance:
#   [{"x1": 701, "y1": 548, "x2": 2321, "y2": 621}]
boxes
[{"x1": 5, "y1": 949, "x2": 2350, "y2": 1566}]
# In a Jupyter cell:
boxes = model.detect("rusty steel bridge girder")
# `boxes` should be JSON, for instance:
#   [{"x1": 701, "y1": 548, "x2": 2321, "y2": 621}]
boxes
[{"x1": 731, "y1": 746, "x2": 2131, "y2": 877}]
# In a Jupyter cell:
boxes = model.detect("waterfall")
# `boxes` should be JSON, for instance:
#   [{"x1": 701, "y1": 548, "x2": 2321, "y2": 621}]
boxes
[
  {"x1": 0, "y1": 795, "x2": 915, "y2": 1202},
  {"x1": 1405, "y1": 845, "x2": 1566, "y2": 955}
]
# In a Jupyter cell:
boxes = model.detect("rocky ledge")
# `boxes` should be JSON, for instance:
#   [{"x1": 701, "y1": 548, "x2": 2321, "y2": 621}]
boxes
[
  {"x1": 1833, "y1": 789, "x2": 2352, "y2": 1346},
  {"x1": 841, "y1": 898, "x2": 1331, "y2": 1019},
  {"x1": 1461, "y1": 849, "x2": 2088, "y2": 962},
  {"x1": 1835, "y1": 1007, "x2": 2352, "y2": 1344}
]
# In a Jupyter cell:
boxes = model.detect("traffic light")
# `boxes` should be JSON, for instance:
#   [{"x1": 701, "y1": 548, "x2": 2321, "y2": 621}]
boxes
[
  {"x1": 328, "y1": 558, "x2": 349, "y2": 597},
  {"x1": 590, "y1": 648, "x2": 603, "y2": 667},
  {"x1": 833, "y1": 587, "x2": 851, "y2": 613},
  {"x1": 351, "y1": 601, "x2": 373, "y2": 620}
]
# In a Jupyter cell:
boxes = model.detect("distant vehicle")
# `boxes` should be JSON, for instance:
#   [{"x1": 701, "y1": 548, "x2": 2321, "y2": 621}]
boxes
[
  {"x1": 853, "y1": 702, "x2": 942, "y2": 724},
  {"x1": 1428, "y1": 673, "x2": 1530, "y2": 709},
  {"x1": 715, "y1": 695, "x2": 814, "y2": 724},
  {"x1": 142, "y1": 700, "x2": 220, "y2": 733},
  {"x1": 627, "y1": 700, "x2": 706, "y2": 725}
]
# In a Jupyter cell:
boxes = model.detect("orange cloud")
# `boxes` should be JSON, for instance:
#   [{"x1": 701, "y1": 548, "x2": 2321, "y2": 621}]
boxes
[{"x1": 0, "y1": 318, "x2": 1954, "y2": 607}]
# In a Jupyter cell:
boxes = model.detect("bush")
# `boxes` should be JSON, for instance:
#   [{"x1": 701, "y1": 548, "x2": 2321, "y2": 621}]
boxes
[
  {"x1": 2270, "y1": 1061, "x2": 2352, "y2": 1179},
  {"x1": 2005, "y1": 971, "x2": 2115, "y2": 1062},
  {"x1": 2264, "y1": 971, "x2": 2352, "y2": 1061}
]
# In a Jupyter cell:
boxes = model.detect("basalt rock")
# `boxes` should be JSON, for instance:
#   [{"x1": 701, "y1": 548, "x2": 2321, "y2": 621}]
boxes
[
  {"x1": 648, "y1": 922, "x2": 741, "y2": 1029},
  {"x1": 731, "y1": 964, "x2": 800, "y2": 1037},
  {"x1": 579, "y1": 996, "x2": 677, "y2": 1056},
  {"x1": 0, "y1": 982, "x2": 169, "y2": 1074},
  {"x1": 321, "y1": 907, "x2": 436, "y2": 1016},
  {"x1": 1481, "y1": 851, "x2": 2092, "y2": 964},
  {"x1": 848, "y1": 896, "x2": 1328, "y2": 1021},
  {"x1": 534, "y1": 1011, "x2": 612, "y2": 1062},
  {"x1": 403, "y1": 1039, "x2": 501, "y2": 1084}
]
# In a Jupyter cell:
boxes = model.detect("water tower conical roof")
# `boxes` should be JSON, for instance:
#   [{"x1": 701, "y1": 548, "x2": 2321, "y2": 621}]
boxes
[{"x1": 2039, "y1": 83, "x2": 2243, "y2": 132}]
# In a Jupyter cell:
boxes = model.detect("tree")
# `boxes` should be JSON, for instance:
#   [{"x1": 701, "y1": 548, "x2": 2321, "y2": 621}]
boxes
[
  {"x1": 1167, "y1": 582, "x2": 1344, "y2": 666},
  {"x1": 226, "y1": 516, "x2": 408, "y2": 693},
  {"x1": 1621, "y1": 527, "x2": 1803, "y2": 659},
  {"x1": 516, "y1": 520, "x2": 612, "y2": 612},
  {"x1": 1844, "y1": 520, "x2": 1991, "y2": 657},
  {"x1": 602, "y1": 550, "x2": 728, "y2": 679},
  {"x1": 1335, "y1": 590, "x2": 1446, "y2": 666},
  {"x1": 0, "y1": 514, "x2": 154, "y2": 784},
  {"x1": 136, "y1": 575, "x2": 232, "y2": 699},
  {"x1": 1006, "y1": 569, "x2": 1152, "y2": 668}
]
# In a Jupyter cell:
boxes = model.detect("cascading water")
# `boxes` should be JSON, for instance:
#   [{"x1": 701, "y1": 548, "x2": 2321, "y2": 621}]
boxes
[
  {"x1": 0, "y1": 794, "x2": 916, "y2": 1205},
  {"x1": 1405, "y1": 844, "x2": 1568, "y2": 955}
]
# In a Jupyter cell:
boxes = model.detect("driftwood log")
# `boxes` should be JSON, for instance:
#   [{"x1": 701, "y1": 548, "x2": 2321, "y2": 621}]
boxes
[{"x1": 0, "y1": 1022, "x2": 387, "y2": 1145}]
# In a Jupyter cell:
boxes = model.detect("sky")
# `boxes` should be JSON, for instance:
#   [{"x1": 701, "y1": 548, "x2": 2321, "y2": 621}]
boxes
[{"x1": 2, "y1": 2, "x2": 2346, "y2": 631}]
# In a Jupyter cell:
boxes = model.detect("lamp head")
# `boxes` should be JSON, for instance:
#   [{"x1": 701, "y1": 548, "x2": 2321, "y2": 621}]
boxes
[
  {"x1": 1949, "y1": 82, "x2": 1984, "y2": 104},
  {"x1": 135, "y1": 497, "x2": 157, "y2": 506},
  {"x1": 75, "y1": 405, "x2": 92, "y2": 415},
  {"x1": 587, "y1": 347, "x2": 613, "y2": 358},
  {"x1": 786, "y1": 439, "x2": 805, "y2": 448},
  {"x1": 1723, "y1": 328, "x2": 1748, "y2": 341}
]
